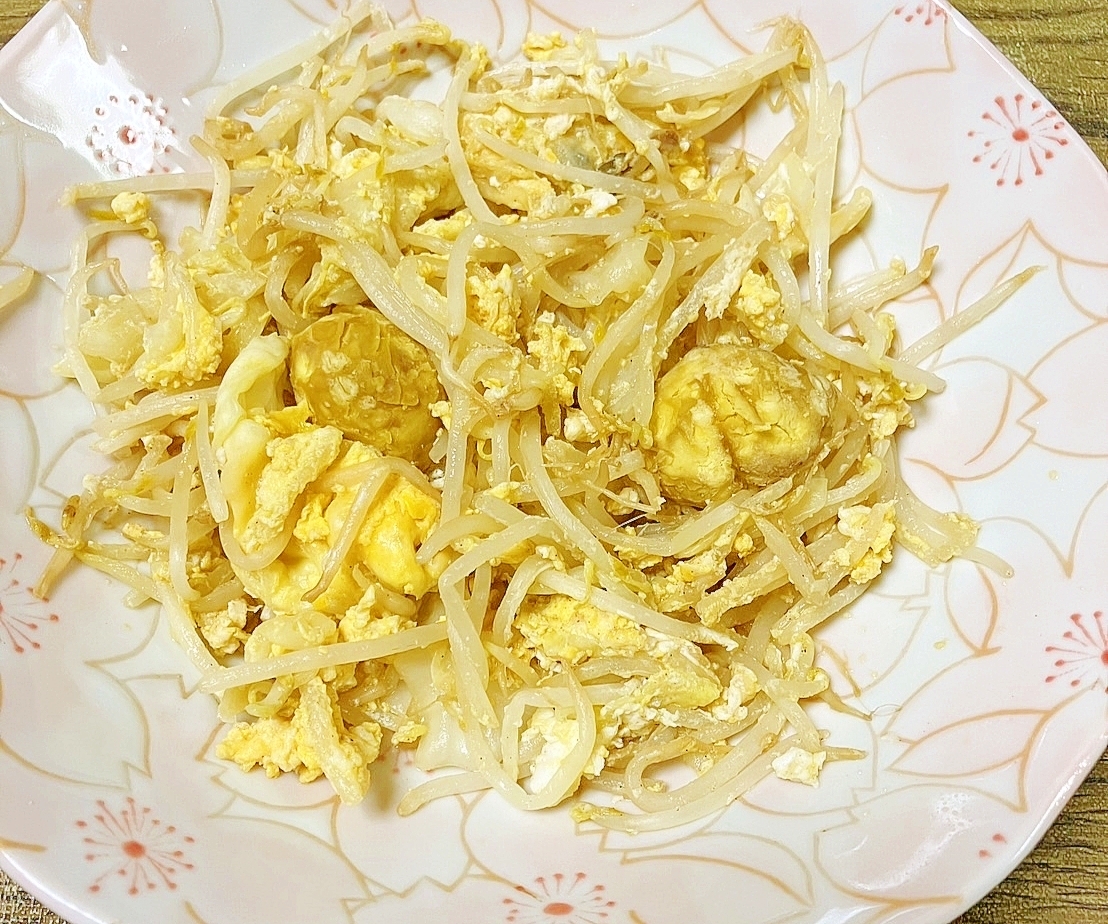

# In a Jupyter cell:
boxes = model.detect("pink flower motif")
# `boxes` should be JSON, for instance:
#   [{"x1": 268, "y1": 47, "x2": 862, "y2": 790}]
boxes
[
  {"x1": 969, "y1": 94, "x2": 1070, "y2": 187},
  {"x1": 85, "y1": 93, "x2": 177, "y2": 176},
  {"x1": 1045, "y1": 611, "x2": 1108, "y2": 692},
  {"x1": 76, "y1": 797, "x2": 195, "y2": 895},
  {"x1": 853, "y1": 31, "x2": 1105, "y2": 269},
  {"x1": 0, "y1": 552, "x2": 59, "y2": 654},
  {"x1": 503, "y1": 872, "x2": 616, "y2": 924},
  {"x1": 977, "y1": 831, "x2": 1009, "y2": 859},
  {"x1": 895, "y1": 1, "x2": 946, "y2": 25}
]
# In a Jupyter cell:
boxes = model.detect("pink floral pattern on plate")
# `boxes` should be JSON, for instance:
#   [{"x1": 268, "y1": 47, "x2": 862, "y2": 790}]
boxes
[
  {"x1": 77, "y1": 798, "x2": 195, "y2": 895},
  {"x1": 0, "y1": 553, "x2": 58, "y2": 654},
  {"x1": 1046, "y1": 611, "x2": 1108, "y2": 691},
  {"x1": 969, "y1": 93, "x2": 1069, "y2": 186},
  {"x1": 895, "y1": 2, "x2": 946, "y2": 25},
  {"x1": 0, "y1": 2, "x2": 1107, "y2": 924},
  {"x1": 502, "y1": 872, "x2": 616, "y2": 924}
]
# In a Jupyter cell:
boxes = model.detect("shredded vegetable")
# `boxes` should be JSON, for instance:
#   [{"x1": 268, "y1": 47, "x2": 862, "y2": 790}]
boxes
[{"x1": 29, "y1": 5, "x2": 1029, "y2": 829}]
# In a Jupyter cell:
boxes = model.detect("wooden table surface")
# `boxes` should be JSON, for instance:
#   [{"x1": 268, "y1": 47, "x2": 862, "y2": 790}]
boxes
[{"x1": 0, "y1": 1, "x2": 1105, "y2": 922}]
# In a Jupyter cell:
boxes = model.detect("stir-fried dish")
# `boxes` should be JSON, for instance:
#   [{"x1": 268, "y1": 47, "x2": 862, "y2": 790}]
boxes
[{"x1": 29, "y1": 3, "x2": 1028, "y2": 831}]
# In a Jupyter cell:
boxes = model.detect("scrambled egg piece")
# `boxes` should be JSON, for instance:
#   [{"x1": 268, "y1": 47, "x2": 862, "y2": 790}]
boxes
[
  {"x1": 238, "y1": 426, "x2": 344, "y2": 556},
  {"x1": 728, "y1": 270, "x2": 789, "y2": 347},
  {"x1": 515, "y1": 595, "x2": 648, "y2": 667},
  {"x1": 522, "y1": 31, "x2": 568, "y2": 61},
  {"x1": 829, "y1": 501, "x2": 897, "y2": 584},
  {"x1": 352, "y1": 476, "x2": 442, "y2": 597},
  {"x1": 196, "y1": 599, "x2": 250, "y2": 656},
  {"x1": 652, "y1": 344, "x2": 831, "y2": 505},
  {"x1": 645, "y1": 543, "x2": 731, "y2": 612},
  {"x1": 711, "y1": 664, "x2": 760, "y2": 724},
  {"x1": 512, "y1": 594, "x2": 738, "y2": 773},
  {"x1": 340, "y1": 607, "x2": 413, "y2": 644},
  {"x1": 134, "y1": 254, "x2": 223, "y2": 389},
  {"x1": 468, "y1": 264, "x2": 521, "y2": 343},
  {"x1": 857, "y1": 369, "x2": 926, "y2": 440},
  {"x1": 394, "y1": 160, "x2": 461, "y2": 233},
  {"x1": 771, "y1": 746, "x2": 826, "y2": 786},
  {"x1": 414, "y1": 209, "x2": 473, "y2": 243},
  {"x1": 761, "y1": 193, "x2": 797, "y2": 241},
  {"x1": 595, "y1": 635, "x2": 724, "y2": 762},
  {"x1": 611, "y1": 655, "x2": 721, "y2": 721},
  {"x1": 290, "y1": 310, "x2": 444, "y2": 462},
  {"x1": 110, "y1": 191, "x2": 151, "y2": 224},
  {"x1": 218, "y1": 676, "x2": 383, "y2": 804},
  {"x1": 526, "y1": 311, "x2": 587, "y2": 408},
  {"x1": 329, "y1": 147, "x2": 393, "y2": 239},
  {"x1": 329, "y1": 142, "x2": 461, "y2": 242},
  {"x1": 182, "y1": 231, "x2": 267, "y2": 324},
  {"x1": 336, "y1": 584, "x2": 418, "y2": 643},
  {"x1": 463, "y1": 108, "x2": 557, "y2": 213},
  {"x1": 236, "y1": 442, "x2": 442, "y2": 616}
]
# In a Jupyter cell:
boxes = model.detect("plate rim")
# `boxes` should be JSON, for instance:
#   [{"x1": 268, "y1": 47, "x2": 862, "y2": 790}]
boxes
[{"x1": 0, "y1": 1, "x2": 1106, "y2": 922}]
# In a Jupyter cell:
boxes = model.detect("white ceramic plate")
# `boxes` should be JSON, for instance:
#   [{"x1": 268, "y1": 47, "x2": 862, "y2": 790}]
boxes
[{"x1": 1, "y1": 2, "x2": 1106, "y2": 923}]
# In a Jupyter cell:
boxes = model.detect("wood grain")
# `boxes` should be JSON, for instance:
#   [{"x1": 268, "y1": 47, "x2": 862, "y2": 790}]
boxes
[
  {"x1": 0, "y1": 2, "x2": 1105, "y2": 924},
  {"x1": 0, "y1": 0, "x2": 39, "y2": 48}
]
